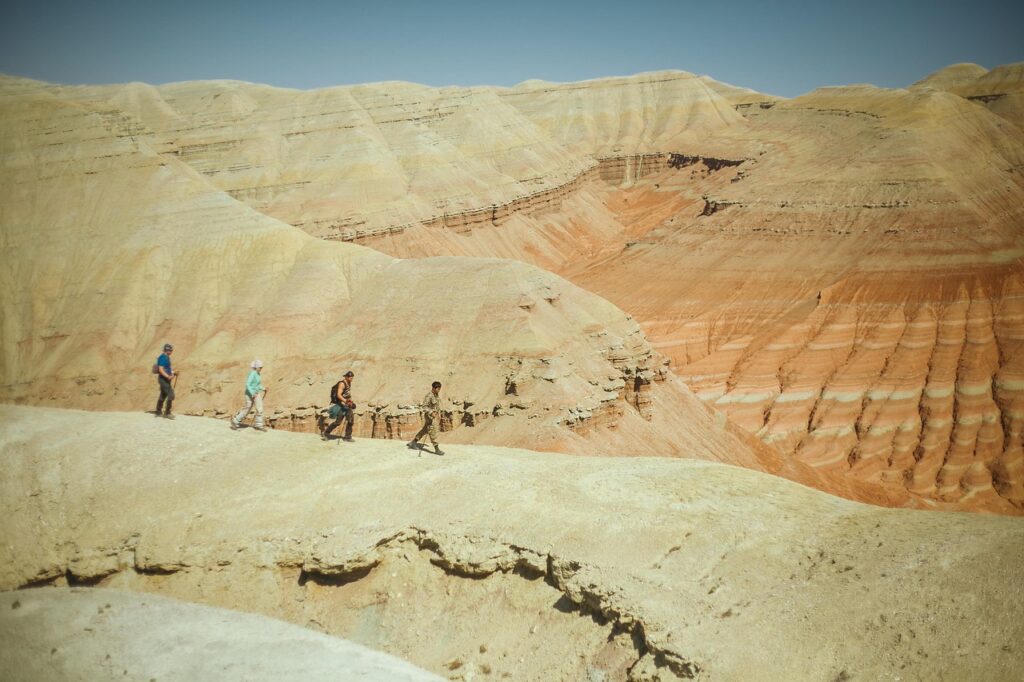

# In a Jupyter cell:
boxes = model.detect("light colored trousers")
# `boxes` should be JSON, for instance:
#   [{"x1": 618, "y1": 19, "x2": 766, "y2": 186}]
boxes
[
  {"x1": 233, "y1": 391, "x2": 264, "y2": 428},
  {"x1": 413, "y1": 413, "x2": 439, "y2": 446}
]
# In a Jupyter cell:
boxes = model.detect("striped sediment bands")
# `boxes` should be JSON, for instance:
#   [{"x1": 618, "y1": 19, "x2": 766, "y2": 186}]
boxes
[{"x1": 676, "y1": 267, "x2": 1024, "y2": 513}]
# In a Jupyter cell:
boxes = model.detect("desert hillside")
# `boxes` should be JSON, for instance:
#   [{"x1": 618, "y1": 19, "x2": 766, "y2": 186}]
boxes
[
  {"x1": 0, "y1": 70, "x2": 893, "y2": 509},
  {"x1": 1, "y1": 65, "x2": 1022, "y2": 513},
  {"x1": 0, "y1": 76, "x2": 784, "y2": 474},
  {"x1": 2, "y1": 405, "x2": 1022, "y2": 680}
]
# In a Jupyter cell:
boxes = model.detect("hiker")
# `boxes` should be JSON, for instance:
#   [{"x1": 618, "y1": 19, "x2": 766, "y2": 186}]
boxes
[
  {"x1": 154, "y1": 343, "x2": 177, "y2": 419},
  {"x1": 231, "y1": 360, "x2": 267, "y2": 432},
  {"x1": 321, "y1": 370, "x2": 355, "y2": 441},
  {"x1": 408, "y1": 381, "x2": 444, "y2": 455}
]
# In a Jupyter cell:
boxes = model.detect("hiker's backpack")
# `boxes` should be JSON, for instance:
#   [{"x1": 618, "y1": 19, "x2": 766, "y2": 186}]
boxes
[
  {"x1": 329, "y1": 381, "x2": 342, "y2": 405},
  {"x1": 151, "y1": 360, "x2": 159, "y2": 374}
]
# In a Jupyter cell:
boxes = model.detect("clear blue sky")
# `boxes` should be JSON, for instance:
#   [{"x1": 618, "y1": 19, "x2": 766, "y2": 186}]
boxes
[{"x1": 2, "y1": 0, "x2": 1021, "y2": 97}]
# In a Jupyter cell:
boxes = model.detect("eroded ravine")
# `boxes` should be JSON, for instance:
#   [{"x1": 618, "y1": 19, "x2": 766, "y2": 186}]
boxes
[{"x1": 32, "y1": 529, "x2": 693, "y2": 681}]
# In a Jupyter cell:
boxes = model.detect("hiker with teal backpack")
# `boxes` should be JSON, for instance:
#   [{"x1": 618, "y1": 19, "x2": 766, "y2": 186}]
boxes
[
  {"x1": 231, "y1": 360, "x2": 267, "y2": 432},
  {"x1": 153, "y1": 343, "x2": 178, "y2": 419}
]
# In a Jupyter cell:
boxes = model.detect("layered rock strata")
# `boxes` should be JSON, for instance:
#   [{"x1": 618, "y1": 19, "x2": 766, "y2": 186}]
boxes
[
  {"x1": 4, "y1": 66, "x2": 1023, "y2": 511},
  {"x1": 1, "y1": 406, "x2": 1022, "y2": 680},
  {"x1": 569, "y1": 85, "x2": 1024, "y2": 514},
  {"x1": 0, "y1": 75, "x2": 790, "y2": 482}
]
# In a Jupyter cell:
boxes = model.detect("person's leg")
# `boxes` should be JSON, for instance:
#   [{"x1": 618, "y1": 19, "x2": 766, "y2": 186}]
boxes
[
  {"x1": 164, "y1": 382, "x2": 175, "y2": 416},
  {"x1": 323, "y1": 404, "x2": 341, "y2": 438},
  {"x1": 158, "y1": 378, "x2": 175, "y2": 416},
  {"x1": 232, "y1": 393, "x2": 253, "y2": 427},
  {"x1": 428, "y1": 418, "x2": 439, "y2": 449},
  {"x1": 343, "y1": 407, "x2": 354, "y2": 439},
  {"x1": 253, "y1": 392, "x2": 265, "y2": 430},
  {"x1": 410, "y1": 417, "x2": 429, "y2": 446}
]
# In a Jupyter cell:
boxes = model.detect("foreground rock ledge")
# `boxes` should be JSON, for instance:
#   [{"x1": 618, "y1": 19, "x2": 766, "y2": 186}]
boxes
[{"x1": 1, "y1": 405, "x2": 1022, "y2": 680}]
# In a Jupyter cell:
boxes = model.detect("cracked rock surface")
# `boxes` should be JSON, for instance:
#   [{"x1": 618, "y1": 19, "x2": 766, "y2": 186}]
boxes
[{"x1": 2, "y1": 405, "x2": 1022, "y2": 680}]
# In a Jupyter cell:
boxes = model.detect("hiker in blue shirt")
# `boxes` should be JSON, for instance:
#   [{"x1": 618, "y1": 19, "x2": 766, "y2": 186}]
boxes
[
  {"x1": 231, "y1": 360, "x2": 267, "y2": 431},
  {"x1": 154, "y1": 343, "x2": 177, "y2": 419}
]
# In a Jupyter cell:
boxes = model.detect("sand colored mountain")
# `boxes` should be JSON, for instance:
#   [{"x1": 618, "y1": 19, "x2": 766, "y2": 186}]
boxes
[
  {"x1": 3, "y1": 72, "x2": 927, "y2": 512},
  {"x1": 1, "y1": 588, "x2": 441, "y2": 681},
  {"x1": 0, "y1": 79, "x2": 787, "y2": 476},
  {"x1": 912, "y1": 61, "x2": 1024, "y2": 129},
  {"x1": 2, "y1": 66, "x2": 1023, "y2": 512},
  {"x1": 1, "y1": 406, "x2": 1022, "y2": 680}
]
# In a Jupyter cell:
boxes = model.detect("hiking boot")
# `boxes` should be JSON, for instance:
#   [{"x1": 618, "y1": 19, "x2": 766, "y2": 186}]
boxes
[
  {"x1": 230, "y1": 422, "x2": 240, "y2": 430},
  {"x1": 341, "y1": 436, "x2": 354, "y2": 442},
  {"x1": 163, "y1": 413, "x2": 175, "y2": 420},
  {"x1": 407, "y1": 441, "x2": 420, "y2": 450},
  {"x1": 433, "y1": 447, "x2": 445, "y2": 456},
  {"x1": 254, "y1": 425, "x2": 267, "y2": 432}
]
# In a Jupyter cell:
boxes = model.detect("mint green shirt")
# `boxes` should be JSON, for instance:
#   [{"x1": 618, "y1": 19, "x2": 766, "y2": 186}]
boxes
[{"x1": 246, "y1": 369, "x2": 264, "y2": 396}]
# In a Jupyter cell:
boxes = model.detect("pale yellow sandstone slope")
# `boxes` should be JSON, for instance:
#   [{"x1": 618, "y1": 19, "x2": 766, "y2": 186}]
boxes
[
  {"x1": 1, "y1": 406, "x2": 1021, "y2": 680},
  {"x1": 912, "y1": 61, "x2": 1024, "y2": 130},
  {"x1": 0, "y1": 77, "x2": 796, "y2": 480}
]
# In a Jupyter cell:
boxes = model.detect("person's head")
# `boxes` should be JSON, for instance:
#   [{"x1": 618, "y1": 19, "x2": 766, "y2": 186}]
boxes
[
  {"x1": 163, "y1": 343, "x2": 173, "y2": 354},
  {"x1": 251, "y1": 359, "x2": 263, "y2": 372},
  {"x1": 344, "y1": 370, "x2": 354, "y2": 381},
  {"x1": 431, "y1": 381, "x2": 442, "y2": 394}
]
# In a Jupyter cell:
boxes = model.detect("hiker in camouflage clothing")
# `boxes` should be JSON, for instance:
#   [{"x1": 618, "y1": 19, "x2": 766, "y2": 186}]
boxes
[{"x1": 408, "y1": 381, "x2": 444, "y2": 455}]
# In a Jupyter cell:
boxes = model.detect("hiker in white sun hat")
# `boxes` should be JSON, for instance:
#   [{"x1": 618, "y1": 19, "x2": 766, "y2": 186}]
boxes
[{"x1": 231, "y1": 359, "x2": 267, "y2": 431}]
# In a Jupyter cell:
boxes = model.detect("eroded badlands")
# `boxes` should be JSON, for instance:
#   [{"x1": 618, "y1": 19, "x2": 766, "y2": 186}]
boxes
[{"x1": 1, "y1": 64, "x2": 1022, "y2": 512}]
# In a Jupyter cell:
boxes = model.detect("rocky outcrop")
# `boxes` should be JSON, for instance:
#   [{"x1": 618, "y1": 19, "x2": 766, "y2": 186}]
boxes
[{"x1": 2, "y1": 406, "x2": 1022, "y2": 680}]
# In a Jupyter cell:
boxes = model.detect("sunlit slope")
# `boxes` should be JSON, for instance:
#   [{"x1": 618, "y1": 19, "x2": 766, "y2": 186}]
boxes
[
  {"x1": 5, "y1": 68, "x2": 1022, "y2": 511},
  {"x1": 0, "y1": 80, "x2": 786, "y2": 476},
  {"x1": 912, "y1": 61, "x2": 1024, "y2": 130}
]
